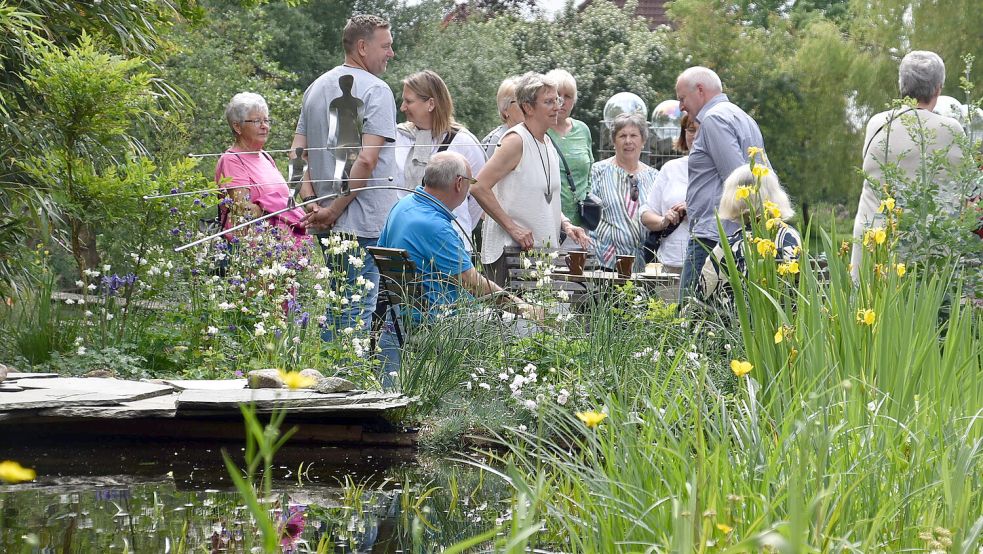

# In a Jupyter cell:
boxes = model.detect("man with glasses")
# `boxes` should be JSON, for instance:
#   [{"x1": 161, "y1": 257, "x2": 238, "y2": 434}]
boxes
[
  {"x1": 291, "y1": 14, "x2": 398, "y2": 343},
  {"x1": 675, "y1": 66, "x2": 766, "y2": 306},
  {"x1": 376, "y1": 152, "x2": 539, "y2": 381}
]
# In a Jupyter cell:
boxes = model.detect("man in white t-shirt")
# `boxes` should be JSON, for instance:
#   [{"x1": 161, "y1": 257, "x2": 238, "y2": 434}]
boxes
[{"x1": 293, "y1": 14, "x2": 398, "y2": 341}]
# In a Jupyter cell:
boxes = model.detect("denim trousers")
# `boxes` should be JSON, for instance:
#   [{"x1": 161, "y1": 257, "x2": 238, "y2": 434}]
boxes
[{"x1": 678, "y1": 236, "x2": 718, "y2": 305}]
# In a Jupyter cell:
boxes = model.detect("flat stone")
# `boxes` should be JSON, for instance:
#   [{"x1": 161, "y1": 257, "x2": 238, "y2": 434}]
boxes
[
  {"x1": 316, "y1": 376, "x2": 356, "y2": 394},
  {"x1": 155, "y1": 379, "x2": 248, "y2": 391},
  {"x1": 175, "y1": 389, "x2": 405, "y2": 413},
  {"x1": 0, "y1": 363, "x2": 7, "y2": 383},
  {"x1": 0, "y1": 388, "x2": 129, "y2": 411},
  {"x1": 0, "y1": 384, "x2": 24, "y2": 393},
  {"x1": 5, "y1": 372, "x2": 59, "y2": 380},
  {"x1": 39, "y1": 393, "x2": 179, "y2": 419},
  {"x1": 0, "y1": 378, "x2": 175, "y2": 411},
  {"x1": 247, "y1": 369, "x2": 283, "y2": 389}
]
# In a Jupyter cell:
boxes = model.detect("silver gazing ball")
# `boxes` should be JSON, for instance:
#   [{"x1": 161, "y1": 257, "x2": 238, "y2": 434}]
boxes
[
  {"x1": 603, "y1": 92, "x2": 648, "y2": 129},
  {"x1": 650, "y1": 99, "x2": 683, "y2": 142}
]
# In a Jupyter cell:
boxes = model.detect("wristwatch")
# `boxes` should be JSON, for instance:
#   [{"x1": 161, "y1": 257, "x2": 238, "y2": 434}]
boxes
[{"x1": 301, "y1": 195, "x2": 317, "y2": 203}]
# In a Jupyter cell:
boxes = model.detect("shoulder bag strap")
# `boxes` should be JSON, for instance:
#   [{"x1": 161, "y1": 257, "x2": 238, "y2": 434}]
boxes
[
  {"x1": 553, "y1": 140, "x2": 577, "y2": 194},
  {"x1": 862, "y1": 107, "x2": 914, "y2": 161},
  {"x1": 436, "y1": 129, "x2": 458, "y2": 153}
]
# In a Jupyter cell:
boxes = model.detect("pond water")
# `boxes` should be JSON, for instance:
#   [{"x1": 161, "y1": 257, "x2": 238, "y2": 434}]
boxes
[{"x1": 0, "y1": 439, "x2": 512, "y2": 552}]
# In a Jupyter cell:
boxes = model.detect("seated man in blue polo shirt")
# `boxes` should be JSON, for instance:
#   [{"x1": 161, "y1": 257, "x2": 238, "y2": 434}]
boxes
[{"x1": 376, "y1": 152, "x2": 538, "y2": 383}]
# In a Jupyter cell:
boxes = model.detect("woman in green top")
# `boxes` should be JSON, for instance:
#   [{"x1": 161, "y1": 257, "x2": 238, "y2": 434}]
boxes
[{"x1": 546, "y1": 69, "x2": 595, "y2": 231}]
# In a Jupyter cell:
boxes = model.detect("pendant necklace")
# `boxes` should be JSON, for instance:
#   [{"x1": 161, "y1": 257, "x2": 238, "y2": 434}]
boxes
[{"x1": 534, "y1": 136, "x2": 553, "y2": 203}]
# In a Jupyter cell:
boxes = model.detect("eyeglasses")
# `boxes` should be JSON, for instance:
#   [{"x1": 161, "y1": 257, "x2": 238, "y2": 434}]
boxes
[
  {"x1": 458, "y1": 175, "x2": 478, "y2": 184},
  {"x1": 541, "y1": 96, "x2": 565, "y2": 108},
  {"x1": 628, "y1": 174, "x2": 639, "y2": 202},
  {"x1": 242, "y1": 118, "x2": 274, "y2": 126}
]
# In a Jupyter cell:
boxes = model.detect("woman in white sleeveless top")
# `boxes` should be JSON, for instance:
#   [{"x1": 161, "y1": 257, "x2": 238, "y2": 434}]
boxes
[{"x1": 471, "y1": 72, "x2": 591, "y2": 285}]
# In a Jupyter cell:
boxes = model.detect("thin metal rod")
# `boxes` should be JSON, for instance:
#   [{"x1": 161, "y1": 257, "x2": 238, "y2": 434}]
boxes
[
  {"x1": 187, "y1": 142, "x2": 502, "y2": 158},
  {"x1": 142, "y1": 177, "x2": 393, "y2": 200},
  {"x1": 173, "y1": 185, "x2": 474, "y2": 253}
]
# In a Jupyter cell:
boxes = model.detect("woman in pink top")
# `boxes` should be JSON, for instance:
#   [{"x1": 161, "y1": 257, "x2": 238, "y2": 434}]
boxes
[{"x1": 215, "y1": 92, "x2": 308, "y2": 242}]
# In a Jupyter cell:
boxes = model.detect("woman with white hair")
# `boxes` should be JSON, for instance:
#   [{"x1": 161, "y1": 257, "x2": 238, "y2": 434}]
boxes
[
  {"x1": 215, "y1": 92, "x2": 307, "y2": 242},
  {"x1": 471, "y1": 72, "x2": 591, "y2": 285},
  {"x1": 546, "y1": 69, "x2": 595, "y2": 231},
  {"x1": 850, "y1": 50, "x2": 965, "y2": 280},
  {"x1": 482, "y1": 77, "x2": 525, "y2": 158},
  {"x1": 700, "y1": 164, "x2": 801, "y2": 300}
]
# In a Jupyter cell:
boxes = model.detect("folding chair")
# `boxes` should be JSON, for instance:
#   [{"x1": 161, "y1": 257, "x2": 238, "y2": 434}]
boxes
[{"x1": 366, "y1": 246, "x2": 425, "y2": 349}]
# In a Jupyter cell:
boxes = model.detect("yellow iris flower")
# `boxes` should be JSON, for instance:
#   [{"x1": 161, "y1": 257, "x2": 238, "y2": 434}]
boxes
[
  {"x1": 278, "y1": 370, "x2": 316, "y2": 390},
  {"x1": 754, "y1": 238, "x2": 778, "y2": 258},
  {"x1": 878, "y1": 197, "x2": 896, "y2": 213},
  {"x1": 576, "y1": 411, "x2": 608, "y2": 428},
  {"x1": 0, "y1": 460, "x2": 37, "y2": 484},
  {"x1": 856, "y1": 308, "x2": 876, "y2": 326},
  {"x1": 896, "y1": 263, "x2": 906, "y2": 277},
  {"x1": 751, "y1": 165, "x2": 770, "y2": 179},
  {"x1": 730, "y1": 359, "x2": 753, "y2": 377},
  {"x1": 777, "y1": 260, "x2": 799, "y2": 276},
  {"x1": 747, "y1": 146, "x2": 763, "y2": 159},
  {"x1": 735, "y1": 186, "x2": 753, "y2": 201},
  {"x1": 717, "y1": 523, "x2": 733, "y2": 534}
]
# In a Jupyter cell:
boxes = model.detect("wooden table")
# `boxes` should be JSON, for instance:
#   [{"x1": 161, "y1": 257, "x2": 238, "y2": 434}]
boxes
[{"x1": 548, "y1": 269, "x2": 680, "y2": 302}]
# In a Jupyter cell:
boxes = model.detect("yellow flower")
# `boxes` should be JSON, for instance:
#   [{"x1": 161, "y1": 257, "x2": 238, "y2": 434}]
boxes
[
  {"x1": 754, "y1": 238, "x2": 777, "y2": 258},
  {"x1": 763, "y1": 200, "x2": 782, "y2": 220},
  {"x1": 278, "y1": 370, "x2": 316, "y2": 390},
  {"x1": 788, "y1": 348, "x2": 799, "y2": 364},
  {"x1": 576, "y1": 411, "x2": 607, "y2": 428},
  {"x1": 874, "y1": 228, "x2": 886, "y2": 245},
  {"x1": 730, "y1": 359, "x2": 753, "y2": 377},
  {"x1": 856, "y1": 308, "x2": 876, "y2": 326},
  {"x1": 735, "y1": 186, "x2": 752, "y2": 201},
  {"x1": 774, "y1": 328, "x2": 784, "y2": 344},
  {"x1": 717, "y1": 523, "x2": 733, "y2": 534},
  {"x1": 777, "y1": 260, "x2": 800, "y2": 276},
  {"x1": 878, "y1": 197, "x2": 896, "y2": 213},
  {"x1": 747, "y1": 146, "x2": 763, "y2": 159},
  {"x1": 839, "y1": 240, "x2": 851, "y2": 255},
  {"x1": 751, "y1": 164, "x2": 770, "y2": 179},
  {"x1": 765, "y1": 217, "x2": 786, "y2": 231},
  {"x1": 0, "y1": 460, "x2": 37, "y2": 484},
  {"x1": 896, "y1": 263, "x2": 906, "y2": 277}
]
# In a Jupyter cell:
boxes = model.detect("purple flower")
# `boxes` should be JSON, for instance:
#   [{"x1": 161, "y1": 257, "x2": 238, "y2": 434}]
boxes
[
  {"x1": 170, "y1": 228, "x2": 180, "y2": 236},
  {"x1": 170, "y1": 207, "x2": 179, "y2": 215},
  {"x1": 234, "y1": 370, "x2": 244, "y2": 378}
]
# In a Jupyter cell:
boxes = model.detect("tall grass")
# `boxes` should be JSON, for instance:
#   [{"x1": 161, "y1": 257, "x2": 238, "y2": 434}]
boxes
[{"x1": 453, "y1": 224, "x2": 982, "y2": 551}]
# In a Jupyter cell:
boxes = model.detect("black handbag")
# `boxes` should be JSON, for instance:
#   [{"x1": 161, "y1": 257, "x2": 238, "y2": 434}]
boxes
[{"x1": 556, "y1": 145, "x2": 602, "y2": 231}]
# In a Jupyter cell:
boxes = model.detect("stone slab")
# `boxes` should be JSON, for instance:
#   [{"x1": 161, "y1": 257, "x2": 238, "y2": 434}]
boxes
[
  {"x1": 39, "y1": 393, "x2": 180, "y2": 419},
  {"x1": 6, "y1": 372, "x2": 60, "y2": 380},
  {"x1": 0, "y1": 388, "x2": 130, "y2": 411},
  {"x1": 176, "y1": 389, "x2": 405, "y2": 412},
  {"x1": 155, "y1": 379, "x2": 248, "y2": 391},
  {"x1": 14, "y1": 377, "x2": 174, "y2": 398},
  {"x1": 1, "y1": 378, "x2": 175, "y2": 411}
]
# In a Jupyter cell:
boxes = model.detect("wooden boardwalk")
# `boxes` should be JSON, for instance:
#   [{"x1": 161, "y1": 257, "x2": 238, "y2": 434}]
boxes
[{"x1": 0, "y1": 372, "x2": 414, "y2": 446}]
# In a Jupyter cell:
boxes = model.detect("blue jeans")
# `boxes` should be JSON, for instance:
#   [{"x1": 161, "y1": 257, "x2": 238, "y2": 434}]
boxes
[
  {"x1": 376, "y1": 314, "x2": 401, "y2": 390},
  {"x1": 678, "y1": 237, "x2": 717, "y2": 305},
  {"x1": 318, "y1": 234, "x2": 380, "y2": 343}
]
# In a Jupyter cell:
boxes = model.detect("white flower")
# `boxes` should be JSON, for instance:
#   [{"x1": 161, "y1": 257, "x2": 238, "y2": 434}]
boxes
[
  {"x1": 102, "y1": 264, "x2": 111, "y2": 272},
  {"x1": 75, "y1": 280, "x2": 84, "y2": 287},
  {"x1": 687, "y1": 352, "x2": 699, "y2": 361},
  {"x1": 518, "y1": 424, "x2": 527, "y2": 432},
  {"x1": 363, "y1": 281, "x2": 375, "y2": 290},
  {"x1": 351, "y1": 294, "x2": 362, "y2": 303},
  {"x1": 522, "y1": 258, "x2": 532, "y2": 269},
  {"x1": 724, "y1": 343, "x2": 732, "y2": 351},
  {"x1": 478, "y1": 382, "x2": 491, "y2": 390},
  {"x1": 292, "y1": 337, "x2": 301, "y2": 344},
  {"x1": 218, "y1": 301, "x2": 235, "y2": 311},
  {"x1": 105, "y1": 313, "x2": 114, "y2": 321},
  {"x1": 523, "y1": 399, "x2": 537, "y2": 410},
  {"x1": 342, "y1": 327, "x2": 355, "y2": 335},
  {"x1": 348, "y1": 255, "x2": 364, "y2": 269},
  {"x1": 549, "y1": 250, "x2": 559, "y2": 259},
  {"x1": 87, "y1": 284, "x2": 97, "y2": 291},
  {"x1": 65, "y1": 298, "x2": 76, "y2": 305},
  {"x1": 498, "y1": 372, "x2": 509, "y2": 381},
  {"x1": 207, "y1": 326, "x2": 218, "y2": 335},
  {"x1": 77, "y1": 346, "x2": 87, "y2": 355},
  {"x1": 557, "y1": 389, "x2": 569, "y2": 405},
  {"x1": 77, "y1": 298, "x2": 85, "y2": 305},
  {"x1": 317, "y1": 315, "x2": 328, "y2": 325},
  {"x1": 74, "y1": 337, "x2": 84, "y2": 346},
  {"x1": 556, "y1": 289, "x2": 570, "y2": 301},
  {"x1": 254, "y1": 323, "x2": 266, "y2": 337}
]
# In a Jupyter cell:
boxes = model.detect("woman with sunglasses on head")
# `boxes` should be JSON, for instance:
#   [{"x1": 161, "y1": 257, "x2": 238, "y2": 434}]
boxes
[
  {"x1": 588, "y1": 112, "x2": 658, "y2": 272},
  {"x1": 471, "y1": 72, "x2": 591, "y2": 286},
  {"x1": 214, "y1": 92, "x2": 308, "y2": 243},
  {"x1": 395, "y1": 70, "x2": 485, "y2": 250}
]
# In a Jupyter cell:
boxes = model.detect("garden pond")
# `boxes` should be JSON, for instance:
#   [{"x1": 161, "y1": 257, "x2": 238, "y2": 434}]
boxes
[{"x1": 1, "y1": 439, "x2": 513, "y2": 552}]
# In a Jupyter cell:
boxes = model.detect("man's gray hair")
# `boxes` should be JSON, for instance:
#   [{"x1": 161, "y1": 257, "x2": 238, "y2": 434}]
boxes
[
  {"x1": 678, "y1": 66, "x2": 723, "y2": 93},
  {"x1": 898, "y1": 50, "x2": 945, "y2": 103},
  {"x1": 423, "y1": 152, "x2": 468, "y2": 191},
  {"x1": 225, "y1": 92, "x2": 268, "y2": 135},
  {"x1": 718, "y1": 163, "x2": 794, "y2": 221},
  {"x1": 611, "y1": 112, "x2": 649, "y2": 143},
  {"x1": 514, "y1": 71, "x2": 557, "y2": 113}
]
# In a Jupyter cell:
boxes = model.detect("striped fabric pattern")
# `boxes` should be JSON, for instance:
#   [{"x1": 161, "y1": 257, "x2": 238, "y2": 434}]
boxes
[{"x1": 587, "y1": 158, "x2": 659, "y2": 270}]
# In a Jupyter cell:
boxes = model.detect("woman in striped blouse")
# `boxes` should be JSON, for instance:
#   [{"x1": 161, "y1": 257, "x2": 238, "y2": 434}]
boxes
[{"x1": 588, "y1": 113, "x2": 658, "y2": 272}]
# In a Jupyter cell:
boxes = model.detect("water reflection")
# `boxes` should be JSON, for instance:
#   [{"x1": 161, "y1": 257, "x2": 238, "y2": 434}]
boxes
[{"x1": 0, "y1": 441, "x2": 511, "y2": 552}]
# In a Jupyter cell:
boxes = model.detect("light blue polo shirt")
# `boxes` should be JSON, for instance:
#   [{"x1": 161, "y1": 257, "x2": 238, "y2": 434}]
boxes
[{"x1": 377, "y1": 186, "x2": 473, "y2": 314}]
